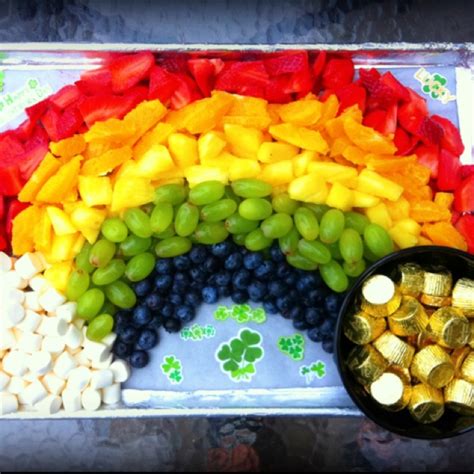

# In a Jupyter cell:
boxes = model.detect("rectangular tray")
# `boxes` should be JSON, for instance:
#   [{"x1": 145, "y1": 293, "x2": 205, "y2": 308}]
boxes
[{"x1": 0, "y1": 43, "x2": 472, "y2": 419}]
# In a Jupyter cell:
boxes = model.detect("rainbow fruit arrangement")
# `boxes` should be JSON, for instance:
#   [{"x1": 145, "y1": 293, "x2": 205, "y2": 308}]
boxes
[{"x1": 0, "y1": 50, "x2": 472, "y2": 415}]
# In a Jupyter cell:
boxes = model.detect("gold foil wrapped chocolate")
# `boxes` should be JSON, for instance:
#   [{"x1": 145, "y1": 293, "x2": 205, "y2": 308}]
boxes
[
  {"x1": 469, "y1": 322, "x2": 474, "y2": 349},
  {"x1": 460, "y1": 352, "x2": 474, "y2": 383},
  {"x1": 452, "y1": 278, "x2": 474, "y2": 317},
  {"x1": 423, "y1": 267, "x2": 452, "y2": 297},
  {"x1": 416, "y1": 330, "x2": 437, "y2": 350},
  {"x1": 427, "y1": 307, "x2": 470, "y2": 349},
  {"x1": 347, "y1": 344, "x2": 388, "y2": 385},
  {"x1": 420, "y1": 294, "x2": 452, "y2": 308},
  {"x1": 411, "y1": 345, "x2": 454, "y2": 388},
  {"x1": 361, "y1": 275, "x2": 401, "y2": 317},
  {"x1": 444, "y1": 378, "x2": 474, "y2": 416},
  {"x1": 369, "y1": 372, "x2": 412, "y2": 411},
  {"x1": 398, "y1": 263, "x2": 424, "y2": 297},
  {"x1": 408, "y1": 384, "x2": 445, "y2": 424},
  {"x1": 373, "y1": 331, "x2": 415, "y2": 368},
  {"x1": 343, "y1": 311, "x2": 386, "y2": 345},
  {"x1": 387, "y1": 365, "x2": 412, "y2": 385},
  {"x1": 451, "y1": 347, "x2": 471, "y2": 377},
  {"x1": 388, "y1": 296, "x2": 429, "y2": 336}
]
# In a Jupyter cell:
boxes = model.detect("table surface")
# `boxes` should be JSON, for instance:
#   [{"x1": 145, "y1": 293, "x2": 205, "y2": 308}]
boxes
[{"x1": 1, "y1": 0, "x2": 473, "y2": 471}]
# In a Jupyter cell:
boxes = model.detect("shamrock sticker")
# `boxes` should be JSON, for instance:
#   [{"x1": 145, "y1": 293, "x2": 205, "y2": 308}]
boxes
[
  {"x1": 214, "y1": 305, "x2": 230, "y2": 321},
  {"x1": 216, "y1": 328, "x2": 264, "y2": 383},
  {"x1": 180, "y1": 324, "x2": 217, "y2": 341},
  {"x1": 215, "y1": 305, "x2": 267, "y2": 325},
  {"x1": 415, "y1": 67, "x2": 455, "y2": 104},
  {"x1": 231, "y1": 304, "x2": 252, "y2": 323},
  {"x1": 250, "y1": 307, "x2": 266, "y2": 324},
  {"x1": 161, "y1": 355, "x2": 183, "y2": 385},
  {"x1": 299, "y1": 360, "x2": 326, "y2": 384},
  {"x1": 278, "y1": 334, "x2": 305, "y2": 361}
]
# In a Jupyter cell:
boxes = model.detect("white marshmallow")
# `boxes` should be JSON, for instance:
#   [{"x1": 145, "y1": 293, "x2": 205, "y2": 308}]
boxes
[
  {"x1": 90, "y1": 353, "x2": 113, "y2": 370},
  {"x1": 21, "y1": 379, "x2": 48, "y2": 406},
  {"x1": 43, "y1": 372, "x2": 66, "y2": 396},
  {"x1": 102, "y1": 383, "x2": 121, "y2": 405},
  {"x1": 90, "y1": 369, "x2": 114, "y2": 390},
  {"x1": 0, "y1": 392, "x2": 18, "y2": 415},
  {"x1": 7, "y1": 376, "x2": 27, "y2": 395},
  {"x1": 14, "y1": 253, "x2": 44, "y2": 280},
  {"x1": 17, "y1": 310, "x2": 42, "y2": 333},
  {"x1": 41, "y1": 336, "x2": 66, "y2": 355},
  {"x1": 28, "y1": 275, "x2": 50, "y2": 293},
  {"x1": 0, "y1": 370, "x2": 11, "y2": 390},
  {"x1": 73, "y1": 318, "x2": 85, "y2": 330},
  {"x1": 24, "y1": 291, "x2": 42, "y2": 312},
  {"x1": 4, "y1": 288, "x2": 25, "y2": 305},
  {"x1": 67, "y1": 366, "x2": 91, "y2": 392},
  {"x1": 62, "y1": 388, "x2": 82, "y2": 412},
  {"x1": 101, "y1": 333, "x2": 117, "y2": 348},
  {"x1": 35, "y1": 394, "x2": 62, "y2": 415},
  {"x1": 0, "y1": 328, "x2": 17, "y2": 351},
  {"x1": 1, "y1": 271, "x2": 28, "y2": 290},
  {"x1": 2, "y1": 350, "x2": 29, "y2": 376},
  {"x1": 53, "y1": 352, "x2": 77, "y2": 379},
  {"x1": 28, "y1": 351, "x2": 52, "y2": 376},
  {"x1": 56, "y1": 302, "x2": 77, "y2": 323},
  {"x1": 38, "y1": 288, "x2": 66, "y2": 313},
  {"x1": 36, "y1": 317, "x2": 58, "y2": 336},
  {"x1": 81, "y1": 388, "x2": 101, "y2": 411},
  {"x1": 73, "y1": 350, "x2": 91, "y2": 368},
  {"x1": 17, "y1": 332, "x2": 43, "y2": 354},
  {"x1": 0, "y1": 252, "x2": 12, "y2": 272},
  {"x1": 63, "y1": 325, "x2": 83, "y2": 350},
  {"x1": 109, "y1": 360, "x2": 131, "y2": 383},
  {"x1": 1, "y1": 302, "x2": 25, "y2": 329},
  {"x1": 23, "y1": 371, "x2": 40, "y2": 383},
  {"x1": 82, "y1": 339, "x2": 110, "y2": 363}
]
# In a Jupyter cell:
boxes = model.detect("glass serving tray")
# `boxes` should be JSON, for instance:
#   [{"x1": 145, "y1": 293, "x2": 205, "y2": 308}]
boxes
[{"x1": 0, "y1": 43, "x2": 472, "y2": 419}]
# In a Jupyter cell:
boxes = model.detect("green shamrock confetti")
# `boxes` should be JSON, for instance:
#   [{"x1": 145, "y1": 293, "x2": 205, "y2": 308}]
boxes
[
  {"x1": 250, "y1": 307, "x2": 266, "y2": 324},
  {"x1": 161, "y1": 355, "x2": 183, "y2": 385},
  {"x1": 216, "y1": 328, "x2": 264, "y2": 383},
  {"x1": 180, "y1": 324, "x2": 217, "y2": 342},
  {"x1": 277, "y1": 334, "x2": 305, "y2": 361},
  {"x1": 231, "y1": 304, "x2": 252, "y2": 323},
  {"x1": 214, "y1": 305, "x2": 230, "y2": 321},
  {"x1": 299, "y1": 360, "x2": 326, "y2": 384},
  {"x1": 214, "y1": 305, "x2": 266, "y2": 324}
]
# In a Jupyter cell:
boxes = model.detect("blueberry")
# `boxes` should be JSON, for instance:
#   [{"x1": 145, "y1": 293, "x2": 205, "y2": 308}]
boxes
[
  {"x1": 296, "y1": 274, "x2": 318, "y2": 293},
  {"x1": 160, "y1": 303, "x2": 175, "y2": 319},
  {"x1": 163, "y1": 318, "x2": 182, "y2": 333},
  {"x1": 203, "y1": 256, "x2": 220, "y2": 273},
  {"x1": 119, "y1": 325, "x2": 139, "y2": 344},
  {"x1": 307, "y1": 327, "x2": 323, "y2": 343},
  {"x1": 190, "y1": 280, "x2": 205, "y2": 291},
  {"x1": 211, "y1": 241, "x2": 233, "y2": 258},
  {"x1": 154, "y1": 274, "x2": 173, "y2": 292},
  {"x1": 185, "y1": 291, "x2": 202, "y2": 306},
  {"x1": 232, "y1": 269, "x2": 251, "y2": 290},
  {"x1": 288, "y1": 289, "x2": 298, "y2": 301},
  {"x1": 224, "y1": 253, "x2": 243, "y2": 271},
  {"x1": 276, "y1": 295, "x2": 292, "y2": 312},
  {"x1": 292, "y1": 319, "x2": 310, "y2": 331},
  {"x1": 320, "y1": 319, "x2": 335, "y2": 338},
  {"x1": 218, "y1": 285, "x2": 231, "y2": 298},
  {"x1": 202, "y1": 286, "x2": 219, "y2": 304},
  {"x1": 172, "y1": 280, "x2": 188, "y2": 294},
  {"x1": 155, "y1": 258, "x2": 173, "y2": 274},
  {"x1": 136, "y1": 328, "x2": 159, "y2": 350},
  {"x1": 243, "y1": 252, "x2": 263, "y2": 270},
  {"x1": 307, "y1": 289, "x2": 324, "y2": 306},
  {"x1": 174, "y1": 272, "x2": 190, "y2": 286},
  {"x1": 189, "y1": 245, "x2": 207, "y2": 264},
  {"x1": 288, "y1": 306, "x2": 303, "y2": 320},
  {"x1": 206, "y1": 274, "x2": 219, "y2": 286},
  {"x1": 173, "y1": 255, "x2": 191, "y2": 270},
  {"x1": 132, "y1": 305, "x2": 152, "y2": 327},
  {"x1": 133, "y1": 279, "x2": 152, "y2": 297},
  {"x1": 115, "y1": 310, "x2": 130, "y2": 328},
  {"x1": 169, "y1": 293, "x2": 183, "y2": 306},
  {"x1": 270, "y1": 243, "x2": 286, "y2": 263},
  {"x1": 176, "y1": 304, "x2": 196, "y2": 323},
  {"x1": 147, "y1": 315, "x2": 163, "y2": 331},
  {"x1": 276, "y1": 263, "x2": 291, "y2": 279},
  {"x1": 263, "y1": 299, "x2": 278, "y2": 314},
  {"x1": 325, "y1": 293, "x2": 340, "y2": 315},
  {"x1": 129, "y1": 350, "x2": 149, "y2": 368},
  {"x1": 305, "y1": 307, "x2": 324, "y2": 326},
  {"x1": 248, "y1": 280, "x2": 267, "y2": 302},
  {"x1": 190, "y1": 267, "x2": 207, "y2": 283},
  {"x1": 284, "y1": 273, "x2": 297, "y2": 287},
  {"x1": 215, "y1": 271, "x2": 232, "y2": 287},
  {"x1": 145, "y1": 293, "x2": 163, "y2": 311},
  {"x1": 268, "y1": 280, "x2": 286, "y2": 297},
  {"x1": 280, "y1": 307, "x2": 292, "y2": 319},
  {"x1": 113, "y1": 341, "x2": 133, "y2": 358},
  {"x1": 231, "y1": 291, "x2": 248, "y2": 304},
  {"x1": 254, "y1": 260, "x2": 275, "y2": 280},
  {"x1": 322, "y1": 339, "x2": 334, "y2": 354}
]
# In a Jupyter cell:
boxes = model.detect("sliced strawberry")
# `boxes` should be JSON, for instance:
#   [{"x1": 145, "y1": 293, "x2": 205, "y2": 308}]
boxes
[
  {"x1": 312, "y1": 51, "x2": 327, "y2": 78},
  {"x1": 415, "y1": 144, "x2": 439, "y2": 179},
  {"x1": 109, "y1": 52, "x2": 155, "y2": 93},
  {"x1": 14, "y1": 118, "x2": 36, "y2": 142},
  {"x1": 264, "y1": 51, "x2": 309, "y2": 76},
  {"x1": 265, "y1": 76, "x2": 292, "y2": 103},
  {"x1": 0, "y1": 230, "x2": 7, "y2": 252},
  {"x1": 76, "y1": 67, "x2": 112, "y2": 95},
  {"x1": 454, "y1": 174, "x2": 474, "y2": 213},
  {"x1": 0, "y1": 167, "x2": 23, "y2": 196},
  {"x1": 398, "y1": 89, "x2": 428, "y2": 135},
  {"x1": 25, "y1": 98, "x2": 50, "y2": 123},
  {"x1": 358, "y1": 68, "x2": 381, "y2": 94},
  {"x1": 6, "y1": 199, "x2": 29, "y2": 236},
  {"x1": 322, "y1": 58, "x2": 354, "y2": 91},
  {"x1": 56, "y1": 106, "x2": 84, "y2": 140},
  {"x1": 49, "y1": 84, "x2": 81, "y2": 110},
  {"x1": 18, "y1": 126, "x2": 49, "y2": 180},
  {"x1": 40, "y1": 107, "x2": 62, "y2": 142},
  {"x1": 0, "y1": 195, "x2": 4, "y2": 220},
  {"x1": 188, "y1": 59, "x2": 221, "y2": 96},
  {"x1": 0, "y1": 132, "x2": 25, "y2": 161},
  {"x1": 417, "y1": 116, "x2": 443, "y2": 146},
  {"x1": 158, "y1": 55, "x2": 189, "y2": 73},
  {"x1": 451, "y1": 210, "x2": 461, "y2": 226},
  {"x1": 431, "y1": 115, "x2": 464, "y2": 156},
  {"x1": 461, "y1": 164, "x2": 474, "y2": 179},
  {"x1": 455, "y1": 215, "x2": 474, "y2": 253},
  {"x1": 288, "y1": 67, "x2": 313, "y2": 96},
  {"x1": 170, "y1": 73, "x2": 201, "y2": 110},
  {"x1": 437, "y1": 149, "x2": 461, "y2": 192},
  {"x1": 369, "y1": 81, "x2": 397, "y2": 108},
  {"x1": 363, "y1": 109, "x2": 386, "y2": 133},
  {"x1": 215, "y1": 61, "x2": 269, "y2": 93},
  {"x1": 394, "y1": 127, "x2": 412, "y2": 155},
  {"x1": 335, "y1": 83, "x2": 366, "y2": 113},
  {"x1": 379, "y1": 72, "x2": 410, "y2": 102},
  {"x1": 148, "y1": 65, "x2": 179, "y2": 103}
]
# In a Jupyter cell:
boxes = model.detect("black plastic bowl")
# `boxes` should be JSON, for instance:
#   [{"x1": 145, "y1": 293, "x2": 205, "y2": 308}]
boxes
[{"x1": 335, "y1": 246, "x2": 474, "y2": 439}]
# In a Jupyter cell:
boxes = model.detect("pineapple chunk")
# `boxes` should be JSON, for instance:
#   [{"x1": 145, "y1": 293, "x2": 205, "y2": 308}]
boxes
[
  {"x1": 47, "y1": 207, "x2": 77, "y2": 235},
  {"x1": 201, "y1": 152, "x2": 238, "y2": 174},
  {"x1": 69, "y1": 204, "x2": 107, "y2": 236},
  {"x1": 44, "y1": 261, "x2": 73, "y2": 293},
  {"x1": 168, "y1": 133, "x2": 199, "y2": 169},
  {"x1": 356, "y1": 169, "x2": 404, "y2": 202},
  {"x1": 184, "y1": 165, "x2": 228, "y2": 187},
  {"x1": 135, "y1": 144, "x2": 175, "y2": 179},
  {"x1": 389, "y1": 226, "x2": 419, "y2": 249},
  {"x1": 352, "y1": 191, "x2": 380, "y2": 208},
  {"x1": 258, "y1": 160, "x2": 294, "y2": 186},
  {"x1": 326, "y1": 183, "x2": 354, "y2": 211},
  {"x1": 434, "y1": 192, "x2": 454, "y2": 209},
  {"x1": 224, "y1": 124, "x2": 264, "y2": 159},
  {"x1": 257, "y1": 142, "x2": 299, "y2": 163},
  {"x1": 365, "y1": 203, "x2": 393, "y2": 230},
  {"x1": 229, "y1": 159, "x2": 261, "y2": 181},
  {"x1": 78, "y1": 176, "x2": 113, "y2": 207},
  {"x1": 288, "y1": 174, "x2": 329, "y2": 202},
  {"x1": 307, "y1": 162, "x2": 358, "y2": 187},
  {"x1": 111, "y1": 177, "x2": 155, "y2": 212},
  {"x1": 227, "y1": 95, "x2": 269, "y2": 117},
  {"x1": 71, "y1": 234, "x2": 86, "y2": 259},
  {"x1": 277, "y1": 99, "x2": 322, "y2": 126},
  {"x1": 50, "y1": 233, "x2": 78, "y2": 262},
  {"x1": 292, "y1": 151, "x2": 316, "y2": 177},
  {"x1": 133, "y1": 122, "x2": 175, "y2": 161},
  {"x1": 386, "y1": 197, "x2": 410, "y2": 221},
  {"x1": 393, "y1": 218, "x2": 421, "y2": 236},
  {"x1": 222, "y1": 115, "x2": 272, "y2": 130},
  {"x1": 417, "y1": 235, "x2": 433, "y2": 246},
  {"x1": 269, "y1": 124, "x2": 328, "y2": 154},
  {"x1": 198, "y1": 131, "x2": 227, "y2": 161}
]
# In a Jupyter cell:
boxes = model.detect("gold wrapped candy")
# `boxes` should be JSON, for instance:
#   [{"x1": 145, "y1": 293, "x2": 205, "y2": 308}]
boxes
[
  {"x1": 469, "y1": 322, "x2": 474, "y2": 349},
  {"x1": 369, "y1": 372, "x2": 412, "y2": 411},
  {"x1": 427, "y1": 307, "x2": 470, "y2": 349},
  {"x1": 389, "y1": 296, "x2": 429, "y2": 336},
  {"x1": 347, "y1": 344, "x2": 388, "y2": 385},
  {"x1": 444, "y1": 379, "x2": 474, "y2": 416},
  {"x1": 423, "y1": 267, "x2": 452, "y2": 297},
  {"x1": 420, "y1": 294, "x2": 452, "y2": 308},
  {"x1": 361, "y1": 275, "x2": 402, "y2": 317},
  {"x1": 373, "y1": 331, "x2": 415, "y2": 368},
  {"x1": 343, "y1": 311, "x2": 386, "y2": 345},
  {"x1": 460, "y1": 352, "x2": 474, "y2": 383},
  {"x1": 408, "y1": 384, "x2": 445, "y2": 424},
  {"x1": 451, "y1": 347, "x2": 471, "y2": 377},
  {"x1": 398, "y1": 263, "x2": 424, "y2": 297},
  {"x1": 411, "y1": 345, "x2": 454, "y2": 388},
  {"x1": 452, "y1": 278, "x2": 474, "y2": 317}
]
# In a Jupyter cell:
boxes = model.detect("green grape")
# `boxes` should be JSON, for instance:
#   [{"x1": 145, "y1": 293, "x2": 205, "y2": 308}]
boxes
[
  {"x1": 239, "y1": 198, "x2": 272, "y2": 220},
  {"x1": 101, "y1": 217, "x2": 128, "y2": 243},
  {"x1": 201, "y1": 199, "x2": 237, "y2": 222},
  {"x1": 297, "y1": 239, "x2": 331, "y2": 264},
  {"x1": 124, "y1": 208, "x2": 152, "y2": 238},
  {"x1": 261, "y1": 213, "x2": 293, "y2": 239},
  {"x1": 339, "y1": 228, "x2": 364, "y2": 264},
  {"x1": 92, "y1": 259, "x2": 126, "y2": 286},
  {"x1": 363, "y1": 244, "x2": 379, "y2": 262},
  {"x1": 175, "y1": 202, "x2": 199, "y2": 236},
  {"x1": 364, "y1": 224, "x2": 394, "y2": 258},
  {"x1": 272, "y1": 193, "x2": 299, "y2": 215},
  {"x1": 294, "y1": 207, "x2": 319, "y2": 240},
  {"x1": 119, "y1": 235, "x2": 152, "y2": 257},
  {"x1": 319, "y1": 209, "x2": 345, "y2": 244},
  {"x1": 231, "y1": 178, "x2": 272, "y2": 198},
  {"x1": 75, "y1": 243, "x2": 95, "y2": 274},
  {"x1": 343, "y1": 259, "x2": 367, "y2": 278},
  {"x1": 100, "y1": 300, "x2": 117, "y2": 317},
  {"x1": 286, "y1": 252, "x2": 319, "y2": 271},
  {"x1": 89, "y1": 239, "x2": 116, "y2": 268},
  {"x1": 141, "y1": 202, "x2": 155, "y2": 215},
  {"x1": 66, "y1": 269, "x2": 90, "y2": 301},
  {"x1": 233, "y1": 233, "x2": 247, "y2": 246},
  {"x1": 224, "y1": 185, "x2": 241, "y2": 203},
  {"x1": 150, "y1": 203, "x2": 174, "y2": 234},
  {"x1": 154, "y1": 223, "x2": 176, "y2": 239},
  {"x1": 155, "y1": 236, "x2": 192, "y2": 257},
  {"x1": 225, "y1": 214, "x2": 259, "y2": 234},
  {"x1": 154, "y1": 183, "x2": 187, "y2": 206},
  {"x1": 345, "y1": 211, "x2": 370, "y2": 234},
  {"x1": 319, "y1": 260, "x2": 349, "y2": 293},
  {"x1": 77, "y1": 288, "x2": 105, "y2": 321},
  {"x1": 278, "y1": 227, "x2": 300, "y2": 256},
  {"x1": 86, "y1": 313, "x2": 114, "y2": 342},
  {"x1": 327, "y1": 241, "x2": 343, "y2": 260},
  {"x1": 194, "y1": 222, "x2": 229, "y2": 245},
  {"x1": 125, "y1": 252, "x2": 155, "y2": 282},
  {"x1": 188, "y1": 181, "x2": 225, "y2": 205},
  {"x1": 245, "y1": 229, "x2": 273, "y2": 251},
  {"x1": 105, "y1": 281, "x2": 137, "y2": 309},
  {"x1": 304, "y1": 203, "x2": 330, "y2": 221}
]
